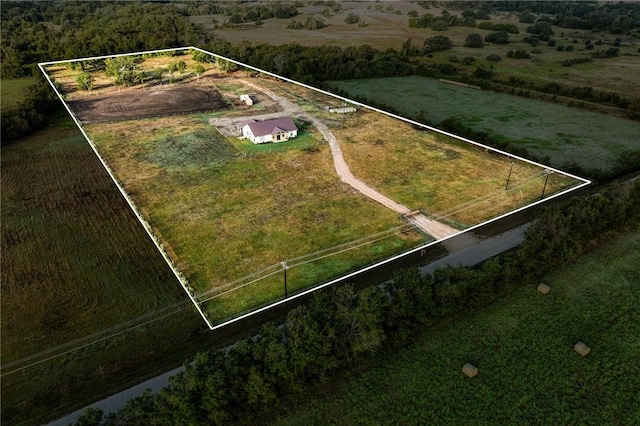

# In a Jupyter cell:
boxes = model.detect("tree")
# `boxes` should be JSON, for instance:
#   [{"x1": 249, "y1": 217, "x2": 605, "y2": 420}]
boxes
[
  {"x1": 485, "y1": 30, "x2": 510, "y2": 44},
  {"x1": 193, "y1": 64, "x2": 205, "y2": 78},
  {"x1": 344, "y1": 13, "x2": 360, "y2": 24},
  {"x1": 272, "y1": 54, "x2": 286, "y2": 74},
  {"x1": 104, "y1": 56, "x2": 140, "y2": 86},
  {"x1": 216, "y1": 58, "x2": 238, "y2": 72},
  {"x1": 423, "y1": 35, "x2": 453, "y2": 53},
  {"x1": 465, "y1": 33, "x2": 484, "y2": 48},
  {"x1": 527, "y1": 21, "x2": 554, "y2": 36},
  {"x1": 76, "y1": 72, "x2": 94, "y2": 92}
]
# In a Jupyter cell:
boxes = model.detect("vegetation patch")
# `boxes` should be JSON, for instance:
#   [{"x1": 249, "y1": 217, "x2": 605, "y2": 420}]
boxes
[
  {"x1": 143, "y1": 127, "x2": 235, "y2": 168},
  {"x1": 330, "y1": 76, "x2": 640, "y2": 173},
  {"x1": 274, "y1": 227, "x2": 640, "y2": 425},
  {"x1": 0, "y1": 77, "x2": 36, "y2": 112}
]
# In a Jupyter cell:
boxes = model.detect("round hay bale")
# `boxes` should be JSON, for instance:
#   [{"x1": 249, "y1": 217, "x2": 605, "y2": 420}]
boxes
[
  {"x1": 574, "y1": 341, "x2": 591, "y2": 356},
  {"x1": 462, "y1": 363, "x2": 479, "y2": 378},
  {"x1": 537, "y1": 283, "x2": 551, "y2": 294}
]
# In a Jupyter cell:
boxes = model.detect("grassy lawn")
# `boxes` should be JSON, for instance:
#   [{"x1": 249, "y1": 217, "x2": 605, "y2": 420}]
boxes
[
  {"x1": 0, "y1": 77, "x2": 36, "y2": 111},
  {"x1": 329, "y1": 76, "x2": 640, "y2": 172},
  {"x1": 231, "y1": 129, "x2": 320, "y2": 155},
  {"x1": 274, "y1": 227, "x2": 640, "y2": 425}
]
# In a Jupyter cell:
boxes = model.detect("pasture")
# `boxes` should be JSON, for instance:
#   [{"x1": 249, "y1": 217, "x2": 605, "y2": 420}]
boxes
[
  {"x1": 330, "y1": 76, "x2": 640, "y2": 172},
  {"x1": 43, "y1": 51, "x2": 583, "y2": 325},
  {"x1": 0, "y1": 121, "x2": 214, "y2": 425},
  {"x1": 275, "y1": 228, "x2": 640, "y2": 425},
  {"x1": 0, "y1": 77, "x2": 36, "y2": 111}
]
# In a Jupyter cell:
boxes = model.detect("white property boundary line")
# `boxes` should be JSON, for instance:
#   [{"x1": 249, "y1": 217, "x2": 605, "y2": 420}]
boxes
[{"x1": 39, "y1": 46, "x2": 591, "y2": 331}]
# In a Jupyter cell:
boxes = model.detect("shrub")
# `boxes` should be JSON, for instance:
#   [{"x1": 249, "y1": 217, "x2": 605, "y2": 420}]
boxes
[
  {"x1": 344, "y1": 13, "x2": 360, "y2": 24},
  {"x1": 423, "y1": 35, "x2": 453, "y2": 53},
  {"x1": 464, "y1": 33, "x2": 483, "y2": 48},
  {"x1": 485, "y1": 30, "x2": 510, "y2": 44},
  {"x1": 486, "y1": 53, "x2": 502, "y2": 62}
]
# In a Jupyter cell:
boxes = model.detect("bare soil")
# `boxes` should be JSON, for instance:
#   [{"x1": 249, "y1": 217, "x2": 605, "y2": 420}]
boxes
[{"x1": 67, "y1": 85, "x2": 229, "y2": 124}]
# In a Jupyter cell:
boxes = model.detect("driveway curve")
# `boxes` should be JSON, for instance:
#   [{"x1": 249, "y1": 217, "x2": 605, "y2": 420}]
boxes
[{"x1": 226, "y1": 80, "x2": 460, "y2": 240}]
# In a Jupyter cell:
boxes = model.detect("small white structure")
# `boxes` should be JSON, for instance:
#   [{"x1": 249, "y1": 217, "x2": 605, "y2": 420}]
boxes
[
  {"x1": 328, "y1": 106, "x2": 356, "y2": 114},
  {"x1": 241, "y1": 117, "x2": 298, "y2": 144},
  {"x1": 240, "y1": 94, "x2": 254, "y2": 106}
]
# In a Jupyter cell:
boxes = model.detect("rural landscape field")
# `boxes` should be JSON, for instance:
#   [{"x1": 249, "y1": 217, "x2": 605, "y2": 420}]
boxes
[
  {"x1": 2, "y1": 1, "x2": 638, "y2": 425},
  {"x1": 43, "y1": 49, "x2": 581, "y2": 325}
]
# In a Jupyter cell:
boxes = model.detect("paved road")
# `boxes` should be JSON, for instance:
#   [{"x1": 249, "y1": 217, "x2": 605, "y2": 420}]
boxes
[{"x1": 46, "y1": 223, "x2": 528, "y2": 426}]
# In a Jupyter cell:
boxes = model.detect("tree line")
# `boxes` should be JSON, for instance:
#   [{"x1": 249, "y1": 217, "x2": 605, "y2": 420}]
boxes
[{"x1": 73, "y1": 180, "x2": 640, "y2": 426}]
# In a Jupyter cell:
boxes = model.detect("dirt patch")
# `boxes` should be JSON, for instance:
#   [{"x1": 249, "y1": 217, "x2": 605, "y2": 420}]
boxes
[{"x1": 67, "y1": 85, "x2": 229, "y2": 124}]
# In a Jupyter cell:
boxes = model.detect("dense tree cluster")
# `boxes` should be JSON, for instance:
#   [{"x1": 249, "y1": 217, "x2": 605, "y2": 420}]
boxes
[
  {"x1": 452, "y1": 1, "x2": 640, "y2": 34},
  {"x1": 1, "y1": 2, "x2": 208, "y2": 79},
  {"x1": 74, "y1": 180, "x2": 640, "y2": 425},
  {"x1": 409, "y1": 9, "x2": 476, "y2": 30},
  {"x1": 1, "y1": 73, "x2": 59, "y2": 142},
  {"x1": 477, "y1": 21, "x2": 519, "y2": 34},
  {"x1": 423, "y1": 35, "x2": 454, "y2": 54}
]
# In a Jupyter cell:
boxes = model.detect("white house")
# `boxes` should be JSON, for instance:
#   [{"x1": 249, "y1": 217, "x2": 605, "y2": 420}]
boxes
[{"x1": 241, "y1": 117, "x2": 298, "y2": 144}]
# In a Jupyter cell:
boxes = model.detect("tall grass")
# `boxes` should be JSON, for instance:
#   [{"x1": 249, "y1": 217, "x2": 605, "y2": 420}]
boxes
[{"x1": 330, "y1": 76, "x2": 640, "y2": 172}]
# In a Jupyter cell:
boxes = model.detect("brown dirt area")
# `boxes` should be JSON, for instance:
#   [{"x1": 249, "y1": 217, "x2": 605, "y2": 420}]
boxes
[{"x1": 66, "y1": 85, "x2": 229, "y2": 124}]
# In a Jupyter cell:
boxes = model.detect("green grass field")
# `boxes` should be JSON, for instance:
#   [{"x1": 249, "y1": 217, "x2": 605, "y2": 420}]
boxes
[
  {"x1": 329, "y1": 76, "x2": 640, "y2": 172},
  {"x1": 84, "y1": 110, "x2": 421, "y2": 323},
  {"x1": 0, "y1": 77, "x2": 36, "y2": 111},
  {"x1": 0, "y1": 120, "x2": 214, "y2": 425},
  {"x1": 274, "y1": 227, "x2": 640, "y2": 425}
]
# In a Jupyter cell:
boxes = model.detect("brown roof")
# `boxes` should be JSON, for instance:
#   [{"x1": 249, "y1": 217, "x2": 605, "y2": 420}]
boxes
[{"x1": 245, "y1": 117, "x2": 297, "y2": 137}]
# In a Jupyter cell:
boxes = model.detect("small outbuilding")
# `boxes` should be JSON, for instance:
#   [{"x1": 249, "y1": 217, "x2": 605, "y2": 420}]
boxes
[
  {"x1": 240, "y1": 94, "x2": 254, "y2": 106},
  {"x1": 241, "y1": 117, "x2": 298, "y2": 144}
]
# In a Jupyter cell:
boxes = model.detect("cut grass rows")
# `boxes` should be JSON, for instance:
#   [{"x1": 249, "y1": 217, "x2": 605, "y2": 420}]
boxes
[
  {"x1": 1, "y1": 122, "x2": 209, "y2": 425},
  {"x1": 275, "y1": 227, "x2": 640, "y2": 425}
]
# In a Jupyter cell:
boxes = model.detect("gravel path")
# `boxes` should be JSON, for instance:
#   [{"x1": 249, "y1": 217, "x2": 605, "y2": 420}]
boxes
[{"x1": 219, "y1": 80, "x2": 460, "y2": 240}]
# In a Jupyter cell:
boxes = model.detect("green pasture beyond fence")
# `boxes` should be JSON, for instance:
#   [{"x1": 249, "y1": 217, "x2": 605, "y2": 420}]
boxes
[{"x1": 329, "y1": 76, "x2": 640, "y2": 173}]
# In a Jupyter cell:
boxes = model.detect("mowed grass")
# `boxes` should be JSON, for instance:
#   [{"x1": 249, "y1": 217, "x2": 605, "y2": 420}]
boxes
[
  {"x1": 0, "y1": 121, "x2": 212, "y2": 425},
  {"x1": 334, "y1": 110, "x2": 577, "y2": 225},
  {"x1": 85, "y1": 113, "x2": 420, "y2": 322},
  {"x1": 275, "y1": 228, "x2": 640, "y2": 425},
  {"x1": 330, "y1": 76, "x2": 640, "y2": 172},
  {"x1": 0, "y1": 77, "x2": 36, "y2": 111}
]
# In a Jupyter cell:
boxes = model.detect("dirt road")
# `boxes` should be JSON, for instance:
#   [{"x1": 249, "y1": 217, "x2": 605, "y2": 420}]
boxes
[{"x1": 227, "y1": 80, "x2": 460, "y2": 240}]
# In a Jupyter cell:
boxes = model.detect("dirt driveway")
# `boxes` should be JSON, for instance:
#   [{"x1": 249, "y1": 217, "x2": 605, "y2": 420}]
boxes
[{"x1": 219, "y1": 79, "x2": 461, "y2": 240}]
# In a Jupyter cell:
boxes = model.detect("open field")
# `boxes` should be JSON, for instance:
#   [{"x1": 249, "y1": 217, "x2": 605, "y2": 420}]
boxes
[
  {"x1": 0, "y1": 121, "x2": 213, "y2": 425},
  {"x1": 44, "y1": 51, "x2": 582, "y2": 324},
  {"x1": 330, "y1": 76, "x2": 640, "y2": 173},
  {"x1": 189, "y1": 1, "x2": 640, "y2": 98},
  {"x1": 275, "y1": 227, "x2": 640, "y2": 425},
  {"x1": 0, "y1": 77, "x2": 36, "y2": 112},
  {"x1": 333, "y1": 109, "x2": 575, "y2": 225}
]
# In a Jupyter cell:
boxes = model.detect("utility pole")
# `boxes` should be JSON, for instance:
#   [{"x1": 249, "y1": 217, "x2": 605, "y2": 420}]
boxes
[
  {"x1": 281, "y1": 261, "x2": 289, "y2": 299},
  {"x1": 540, "y1": 169, "x2": 552, "y2": 200},
  {"x1": 505, "y1": 161, "x2": 514, "y2": 190}
]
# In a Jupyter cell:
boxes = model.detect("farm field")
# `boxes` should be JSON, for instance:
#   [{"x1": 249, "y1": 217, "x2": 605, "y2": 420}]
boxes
[
  {"x1": 191, "y1": 1, "x2": 640, "y2": 99},
  {"x1": 329, "y1": 76, "x2": 640, "y2": 173},
  {"x1": 0, "y1": 121, "x2": 211, "y2": 425},
  {"x1": 274, "y1": 227, "x2": 640, "y2": 425},
  {"x1": 0, "y1": 77, "x2": 36, "y2": 111},
  {"x1": 43, "y1": 50, "x2": 583, "y2": 325}
]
